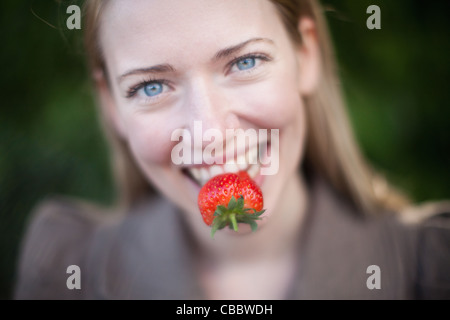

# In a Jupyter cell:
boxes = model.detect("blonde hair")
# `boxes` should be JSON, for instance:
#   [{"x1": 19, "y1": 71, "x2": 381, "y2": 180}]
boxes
[{"x1": 83, "y1": 0, "x2": 411, "y2": 215}]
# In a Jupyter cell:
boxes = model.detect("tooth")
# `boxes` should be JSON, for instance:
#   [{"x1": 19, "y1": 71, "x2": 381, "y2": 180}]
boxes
[
  {"x1": 236, "y1": 154, "x2": 248, "y2": 170},
  {"x1": 237, "y1": 163, "x2": 248, "y2": 171},
  {"x1": 200, "y1": 168, "x2": 210, "y2": 184},
  {"x1": 223, "y1": 162, "x2": 239, "y2": 173},
  {"x1": 247, "y1": 146, "x2": 258, "y2": 165},
  {"x1": 247, "y1": 163, "x2": 260, "y2": 179},
  {"x1": 258, "y1": 142, "x2": 268, "y2": 163},
  {"x1": 209, "y1": 165, "x2": 224, "y2": 177},
  {"x1": 190, "y1": 168, "x2": 201, "y2": 182}
]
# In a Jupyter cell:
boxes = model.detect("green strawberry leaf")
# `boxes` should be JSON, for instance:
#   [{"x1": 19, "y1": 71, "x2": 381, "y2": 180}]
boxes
[
  {"x1": 227, "y1": 196, "x2": 237, "y2": 210},
  {"x1": 214, "y1": 205, "x2": 227, "y2": 216},
  {"x1": 236, "y1": 195, "x2": 245, "y2": 210},
  {"x1": 248, "y1": 220, "x2": 258, "y2": 232},
  {"x1": 255, "y1": 209, "x2": 266, "y2": 217},
  {"x1": 210, "y1": 220, "x2": 221, "y2": 238}
]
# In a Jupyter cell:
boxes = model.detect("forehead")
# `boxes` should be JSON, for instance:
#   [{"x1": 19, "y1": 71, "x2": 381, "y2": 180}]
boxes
[{"x1": 99, "y1": 0, "x2": 285, "y2": 73}]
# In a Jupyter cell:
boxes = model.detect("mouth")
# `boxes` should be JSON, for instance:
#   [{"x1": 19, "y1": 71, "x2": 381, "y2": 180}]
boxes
[{"x1": 182, "y1": 142, "x2": 269, "y2": 187}]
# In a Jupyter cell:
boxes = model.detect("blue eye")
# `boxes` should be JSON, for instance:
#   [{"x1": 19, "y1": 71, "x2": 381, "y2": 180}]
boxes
[
  {"x1": 236, "y1": 57, "x2": 256, "y2": 71},
  {"x1": 143, "y1": 82, "x2": 163, "y2": 97}
]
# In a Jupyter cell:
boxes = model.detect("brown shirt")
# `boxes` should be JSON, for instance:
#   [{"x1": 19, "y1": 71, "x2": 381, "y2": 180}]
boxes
[{"x1": 14, "y1": 177, "x2": 450, "y2": 299}]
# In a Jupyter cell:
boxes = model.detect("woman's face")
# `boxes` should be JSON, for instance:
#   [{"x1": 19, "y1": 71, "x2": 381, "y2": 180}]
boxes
[{"x1": 98, "y1": 0, "x2": 319, "y2": 237}]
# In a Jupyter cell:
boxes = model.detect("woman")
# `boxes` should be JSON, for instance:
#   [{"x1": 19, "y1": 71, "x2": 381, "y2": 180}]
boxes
[{"x1": 15, "y1": 0, "x2": 450, "y2": 299}]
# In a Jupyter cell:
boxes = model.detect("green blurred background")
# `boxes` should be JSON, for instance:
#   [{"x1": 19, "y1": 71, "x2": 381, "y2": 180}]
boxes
[{"x1": 0, "y1": 0, "x2": 449, "y2": 299}]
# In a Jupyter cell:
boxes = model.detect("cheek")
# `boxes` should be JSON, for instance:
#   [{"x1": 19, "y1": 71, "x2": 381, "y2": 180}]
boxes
[
  {"x1": 237, "y1": 71, "x2": 303, "y2": 130},
  {"x1": 121, "y1": 114, "x2": 176, "y2": 165}
]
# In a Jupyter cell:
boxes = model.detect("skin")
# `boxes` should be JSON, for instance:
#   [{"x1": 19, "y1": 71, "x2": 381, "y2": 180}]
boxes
[{"x1": 96, "y1": 0, "x2": 320, "y2": 299}]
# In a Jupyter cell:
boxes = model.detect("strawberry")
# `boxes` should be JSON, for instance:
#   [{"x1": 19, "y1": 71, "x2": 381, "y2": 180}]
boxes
[{"x1": 197, "y1": 171, "x2": 265, "y2": 237}]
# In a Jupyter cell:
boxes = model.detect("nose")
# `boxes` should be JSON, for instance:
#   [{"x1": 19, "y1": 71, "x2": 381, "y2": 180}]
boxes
[{"x1": 184, "y1": 76, "x2": 240, "y2": 149}]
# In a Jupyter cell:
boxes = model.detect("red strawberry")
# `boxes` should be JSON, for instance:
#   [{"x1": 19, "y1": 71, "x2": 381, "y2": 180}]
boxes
[{"x1": 197, "y1": 171, "x2": 265, "y2": 237}]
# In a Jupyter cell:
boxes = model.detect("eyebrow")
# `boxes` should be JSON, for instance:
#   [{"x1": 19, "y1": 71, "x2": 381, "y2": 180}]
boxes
[
  {"x1": 118, "y1": 64, "x2": 175, "y2": 82},
  {"x1": 212, "y1": 37, "x2": 274, "y2": 61},
  {"x1": 118, "y1": 37, "x2": 274, "y2": 83}
]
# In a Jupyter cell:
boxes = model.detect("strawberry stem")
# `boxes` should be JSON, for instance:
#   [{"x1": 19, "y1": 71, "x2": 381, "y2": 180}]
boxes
[
  {"x1": 210, "y1": 195, "x2": 265, "y2": 238},
  {"x1": 230, "y1": 214, "x2": 238, "y2": 232}
]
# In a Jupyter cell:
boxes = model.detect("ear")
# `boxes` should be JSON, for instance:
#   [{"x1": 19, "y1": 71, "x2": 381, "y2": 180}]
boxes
[
  {"x1": 93, "y1": 70, "x2": 127, "y2": 139},
  {"x1": 296, "y1": 17, "x2": 321, "y2": 96}
]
